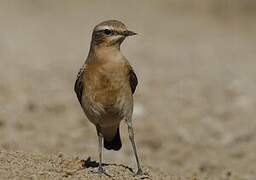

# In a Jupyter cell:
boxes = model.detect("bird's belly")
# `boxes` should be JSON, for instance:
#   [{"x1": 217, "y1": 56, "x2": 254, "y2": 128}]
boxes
[
  {"x1": 82, "y1": 66, "x2": 133, "y2": 126},
  {"x1": 82, "y1": 87, "x2": 132, "y2": 127},
  {"x1": 83, "y1": 100, "x2": 129, "y2": 127}
]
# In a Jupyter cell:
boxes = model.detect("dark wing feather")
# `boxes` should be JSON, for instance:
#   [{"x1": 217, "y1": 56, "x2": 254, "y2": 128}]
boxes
[
  {"x1": 129, "y1": 67, "x2": 138, "y2": 94},
  {"x1": 74, "y1": 67, "x2": 84, "y2": 106}
]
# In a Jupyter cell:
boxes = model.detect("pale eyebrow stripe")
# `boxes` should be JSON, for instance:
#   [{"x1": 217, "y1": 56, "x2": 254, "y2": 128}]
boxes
[{"x1": 95, "y1": 25, "x2": 114, "y2": 31}]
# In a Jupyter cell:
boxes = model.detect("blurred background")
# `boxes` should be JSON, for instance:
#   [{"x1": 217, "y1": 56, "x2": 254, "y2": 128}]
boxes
[{"x1": 1, "y1": 0, "x2": 256, "y2": 179}]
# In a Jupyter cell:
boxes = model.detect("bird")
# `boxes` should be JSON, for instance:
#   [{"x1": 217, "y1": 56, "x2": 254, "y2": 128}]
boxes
[{"x1": 74, "y1": 20, "x2": 142, "y2": 175}]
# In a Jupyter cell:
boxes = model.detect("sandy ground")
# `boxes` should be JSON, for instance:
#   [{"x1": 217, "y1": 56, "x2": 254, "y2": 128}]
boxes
[
  {"x1": 0, "y1": 150, "x2": 174, "y2": 180},
  {"x1": 1, "y1": 0, "x2": 256, "y2": 179}
]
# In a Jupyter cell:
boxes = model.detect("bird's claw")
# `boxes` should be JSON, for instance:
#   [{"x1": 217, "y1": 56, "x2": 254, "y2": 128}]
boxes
[
  {"x1": 135, "y1": 168, "x2": 143, "y2": 175},
  {"x1": 134, "y1": 168, "x2": 150, "y2": 178},
  {"x1": 97, "y1": 167, "x2": 111, "y2": 177}
]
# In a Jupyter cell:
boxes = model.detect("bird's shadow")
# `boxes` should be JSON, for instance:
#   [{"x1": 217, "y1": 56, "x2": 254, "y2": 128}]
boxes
[{"x1": 82, "y1": 157, "x2": 134, "y2": 173}]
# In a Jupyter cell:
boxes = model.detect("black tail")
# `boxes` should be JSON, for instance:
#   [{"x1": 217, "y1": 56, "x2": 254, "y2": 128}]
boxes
[{"x1": 104, "y1": 128, "x2": 122, "y2": 151}]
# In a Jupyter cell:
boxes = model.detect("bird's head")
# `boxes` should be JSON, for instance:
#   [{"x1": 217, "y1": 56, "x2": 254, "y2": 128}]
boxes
[{"x1": 90, "y1": 20, "x2": 136, "y2": 48}]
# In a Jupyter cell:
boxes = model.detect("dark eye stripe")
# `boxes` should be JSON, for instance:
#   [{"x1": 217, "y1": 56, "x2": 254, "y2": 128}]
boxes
[
  {"x1": 95, "y1": 29, "x2": 121, "y2": 36},
  {"x1": 104, "y1": 29, "x2": 111, "y2": 35}
]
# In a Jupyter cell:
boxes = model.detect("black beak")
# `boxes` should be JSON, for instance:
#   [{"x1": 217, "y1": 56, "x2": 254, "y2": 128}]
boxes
[{"x1": 123, "y1": 30, "x2": 137, "y2": 37}]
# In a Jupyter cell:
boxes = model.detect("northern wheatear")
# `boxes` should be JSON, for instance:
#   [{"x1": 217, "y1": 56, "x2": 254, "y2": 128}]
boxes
[{"x1": 74, "y1": 20, "x2": 142, "y2": 175}]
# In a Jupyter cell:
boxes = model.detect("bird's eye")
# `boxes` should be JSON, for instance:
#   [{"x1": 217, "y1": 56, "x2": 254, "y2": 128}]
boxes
[{"x1": 104, "y1": 29, "x2": 112, "y2": 35}]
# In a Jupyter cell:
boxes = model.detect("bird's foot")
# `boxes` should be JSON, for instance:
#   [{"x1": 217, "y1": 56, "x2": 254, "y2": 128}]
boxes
[
  {"x1": 134, "y1": 168, "x2": 149, "y2": 178},
  {"x1": 135, "y1": 168, "x2": 143, "y2": 175},
  {"x1": 97, "y1": 166, "x2": 105, "y2": 174},
  {"x1": 97, "y1": 166, "x2": 111, "y2": 177}
]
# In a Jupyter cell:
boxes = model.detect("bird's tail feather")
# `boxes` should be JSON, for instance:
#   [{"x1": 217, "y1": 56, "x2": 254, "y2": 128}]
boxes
[{"x1": 104, "y1": 128, "x2": 122, "y2": 151}]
